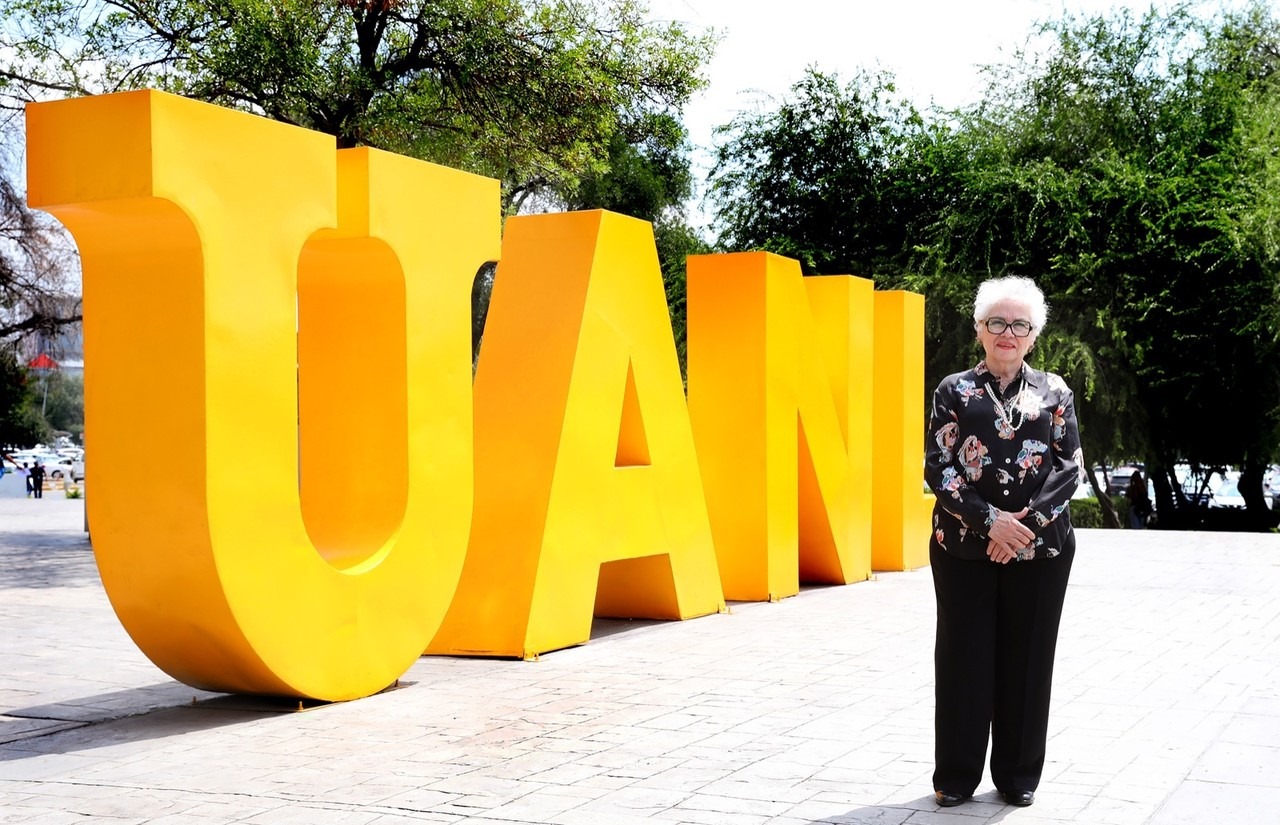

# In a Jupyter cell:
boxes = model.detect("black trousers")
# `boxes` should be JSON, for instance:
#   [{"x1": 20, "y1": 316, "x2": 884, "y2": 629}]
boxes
[{"x1": 931, "y1": 537, "x2": 1074, "y2": 795}]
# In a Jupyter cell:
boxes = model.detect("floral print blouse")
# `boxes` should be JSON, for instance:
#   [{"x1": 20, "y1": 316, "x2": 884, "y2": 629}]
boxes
[{"x1": 925, "y1": 361, "x2": 1084, "y2": 561}]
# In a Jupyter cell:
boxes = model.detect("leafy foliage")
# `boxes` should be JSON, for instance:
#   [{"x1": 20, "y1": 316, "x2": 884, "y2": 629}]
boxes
[
  {"x1": 0, "y1": 0, "x2": 717, "y2": 210},
  {"x1": 706, "y1": 3, "x2": 1280, "y2": 526},
  {"x1": 560, "y1": 119, "x2": 707, "y2": 373},
  {"x1": 38, "y1": 368, "x2": 83, "y2": 442},
  {"x1": 4, "y1": 1, "x2": 714, "y2": 382},
  {"x1": 931, "y1": 5, "x2": 1280, "y2": 522},
  {"x1": 709, "y1": 69, "x2": 938, "y2": 278},
  {"x1": 471, "y1": 117, "x2": 707, "y2": 370},
  {"x1": 0, "y1": 347, "x2": 47, "y2": 448}
]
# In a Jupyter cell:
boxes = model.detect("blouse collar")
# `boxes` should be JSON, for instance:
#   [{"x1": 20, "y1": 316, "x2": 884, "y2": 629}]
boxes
[{"x1": 975, "y1": 360, "x2": 1043, "y2": 389}]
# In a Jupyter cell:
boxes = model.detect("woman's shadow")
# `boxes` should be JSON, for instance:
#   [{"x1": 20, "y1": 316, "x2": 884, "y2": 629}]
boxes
[{"x1": 805, "y1": 791, "x2": 1015, "y2": 823}]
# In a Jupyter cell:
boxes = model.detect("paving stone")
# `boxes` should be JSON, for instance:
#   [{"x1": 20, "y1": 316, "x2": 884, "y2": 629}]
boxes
[
  {"x1": 3, "y1": 504, "x2": 1280, "y2": 825},
  {"x1": 1187, "y1": 740, "x2": 1280, "y2": 787},
  {"x1": 670, "y1": 790, "x2": 795, "y2": 817},
  {"x1": 1148, "y1": 780, "x2": 1280, "y2": 825}
]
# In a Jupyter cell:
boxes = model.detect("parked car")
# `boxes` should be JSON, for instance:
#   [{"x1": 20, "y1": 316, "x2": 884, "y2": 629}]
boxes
[
  {"x1": 1209, "y1": 473, "x2": 1272, "y2": 510},
  {"x1": 9, "y1": 452, "x2": 84, "y2": 482},
  {"x1": 7, "y1": 451, "x2": 57, "y2": 472},
  {"x1": 43, "y1": 456, "x2": 84, "y2": 482},
  {"x1": 1107, "y1": 466, "x2": 1144, "y2": 496}
]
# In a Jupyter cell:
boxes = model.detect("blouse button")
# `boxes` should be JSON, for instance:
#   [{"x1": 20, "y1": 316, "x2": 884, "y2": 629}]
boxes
[
  {"x1": 1005, "y1": 458, "x2": 1011, "y2": 463},
  {"x1": 1003, "y1": 490, "x2": 1010, "y2": 496}
]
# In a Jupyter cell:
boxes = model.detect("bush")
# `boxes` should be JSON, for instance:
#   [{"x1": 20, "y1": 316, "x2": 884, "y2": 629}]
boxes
[
  {"x1": 1070, "y1": 498, "x2": 1103, "y2": 528},
  {"x1": 1071, "y1": 497, "x2": 1128, "y2": 529}
]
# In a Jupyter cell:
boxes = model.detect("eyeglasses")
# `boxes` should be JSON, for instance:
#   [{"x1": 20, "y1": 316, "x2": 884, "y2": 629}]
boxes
[{"x1": 983, "y1": 318, "x2": 1034, "y2": 337}]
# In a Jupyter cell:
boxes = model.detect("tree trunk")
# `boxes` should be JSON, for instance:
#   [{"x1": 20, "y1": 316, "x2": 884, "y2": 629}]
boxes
[
  {"x1": 1238, "y1": 458, "x2": 1275, "y2": 530},
  {"x1": 1150, "y1": 463, "x2": 1175, "y2": 528},
  {"x1": 1089, "y1": 460, "x2": 1121, "y2": 528},
  {"x1": 471, "y1": 260, "x2": 498, "y2": 370}
]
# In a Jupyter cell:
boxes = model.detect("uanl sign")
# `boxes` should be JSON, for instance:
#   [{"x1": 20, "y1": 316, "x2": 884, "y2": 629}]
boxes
[{"x1": 27, "y1": 91, "x2": 929, "y2": 702}]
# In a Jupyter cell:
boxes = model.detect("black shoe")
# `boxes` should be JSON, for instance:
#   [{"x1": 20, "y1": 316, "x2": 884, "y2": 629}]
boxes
[
  {"x1": 935, "y1": 790, "x2": 970, "y2": 807},
  {"x1": 1001, "y1": 790, "x2": 1035, "y2": 807}
]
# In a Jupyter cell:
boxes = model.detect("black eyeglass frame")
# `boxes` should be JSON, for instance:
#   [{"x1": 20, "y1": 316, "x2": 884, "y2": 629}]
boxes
[{"x1": 983, "y1": 318, "x2": 1034, "y2": 338}]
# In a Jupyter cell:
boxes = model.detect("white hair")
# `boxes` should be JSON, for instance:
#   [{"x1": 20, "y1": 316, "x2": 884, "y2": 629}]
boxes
[{"x1": 973, "y1": 276, "x2": 1048, "y2": 331}]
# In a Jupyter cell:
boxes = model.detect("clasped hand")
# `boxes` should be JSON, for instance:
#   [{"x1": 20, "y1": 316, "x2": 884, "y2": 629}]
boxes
[{"x1": 986, "y1": 507, "x2": 1035, "y2": 564}]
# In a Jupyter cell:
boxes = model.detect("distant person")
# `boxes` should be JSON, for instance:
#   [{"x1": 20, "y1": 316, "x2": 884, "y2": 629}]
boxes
[
  {"x1": 1127, "y1": 470, "x2": 1152, "y2": 529},
  {"x1": 19, "y1": 462, "x2": 32, "y2": 497},
  {"x1": 30, "y1": 462, "x2": 45, "y2": 499},
  {"x1": 924, "y1": 275, "x2": 1082, "y2": 810}
]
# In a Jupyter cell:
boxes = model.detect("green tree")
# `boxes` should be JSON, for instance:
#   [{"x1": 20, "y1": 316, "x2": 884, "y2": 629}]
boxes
[
  {"x1": 650, "y1": 216, "x2": 708, "y2": 375},
  {"x1": 39, "y1": 370, "x2": 84, "y2": 443},
  {"x1": 0, "y1": 347, "x2": 47, "y2": 448},
  {"x1": 0, "y1": 0, "x2": 716, "y2": 210},
  {"x1": 706, "y1": 4, "x2": 1280, "y2": 529},
  {"x1": 561, "y1": 118, "x2": 708, "y2": 373},
  {"x1": 708, "y1": 69, "x2": 937, "y2": 278},
  {"x1": 912, "y1": 5, "x2": 1280, "y2": 526}
]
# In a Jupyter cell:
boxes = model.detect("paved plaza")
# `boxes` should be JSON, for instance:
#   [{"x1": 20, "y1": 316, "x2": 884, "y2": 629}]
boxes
[{"x1": 1, "y1": 493, "x2": 1278, "y2": 824}]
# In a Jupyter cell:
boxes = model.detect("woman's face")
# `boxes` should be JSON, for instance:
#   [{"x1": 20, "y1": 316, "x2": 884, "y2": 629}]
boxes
[{"x1": 977, "y1": 298, "x2": 1038, "y2": 371}]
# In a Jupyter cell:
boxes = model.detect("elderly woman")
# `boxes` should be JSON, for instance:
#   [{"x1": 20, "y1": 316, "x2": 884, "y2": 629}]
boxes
[{"x1": 924, "y1": 276, "x2": 1082, "y2": 809}]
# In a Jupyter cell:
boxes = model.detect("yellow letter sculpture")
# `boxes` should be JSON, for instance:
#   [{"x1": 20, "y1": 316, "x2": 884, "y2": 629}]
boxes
[
  {"x1": 29, "y1": 90, "x2": 932, "y2": 691},
  {"x1": 27, "y1": 90, "x2": 498, "y2": 700},
  {"x1": 686, "y1": 252, "x2": 875, "y2": 601},
  {"x1": 428, "y1": 211, "x2": 725, "y2": 658},
  {"x1": 871, "y1": 290, "x2": 932, "y2": 570}
]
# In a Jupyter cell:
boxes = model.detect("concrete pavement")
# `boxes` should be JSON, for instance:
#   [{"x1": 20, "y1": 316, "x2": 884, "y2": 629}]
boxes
[{"x1": 1, "y1": 496, "x2": 1278, "y2": 824}]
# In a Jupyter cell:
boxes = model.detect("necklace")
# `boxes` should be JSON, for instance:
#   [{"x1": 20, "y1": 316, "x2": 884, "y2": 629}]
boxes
[{"x1": 990, "y1": 377, "x2": 1028, "y2": 432}]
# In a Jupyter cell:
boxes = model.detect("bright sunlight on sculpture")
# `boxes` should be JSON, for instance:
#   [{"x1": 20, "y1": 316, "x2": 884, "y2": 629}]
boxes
[{"x1": 27, "y1": 90, "x2": 928, "y2": 701}]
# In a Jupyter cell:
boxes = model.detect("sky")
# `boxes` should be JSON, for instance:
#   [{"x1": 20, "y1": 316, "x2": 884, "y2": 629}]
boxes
[{"x1": 644, "y1": 0, "x2": 1249, "y2": 229}]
